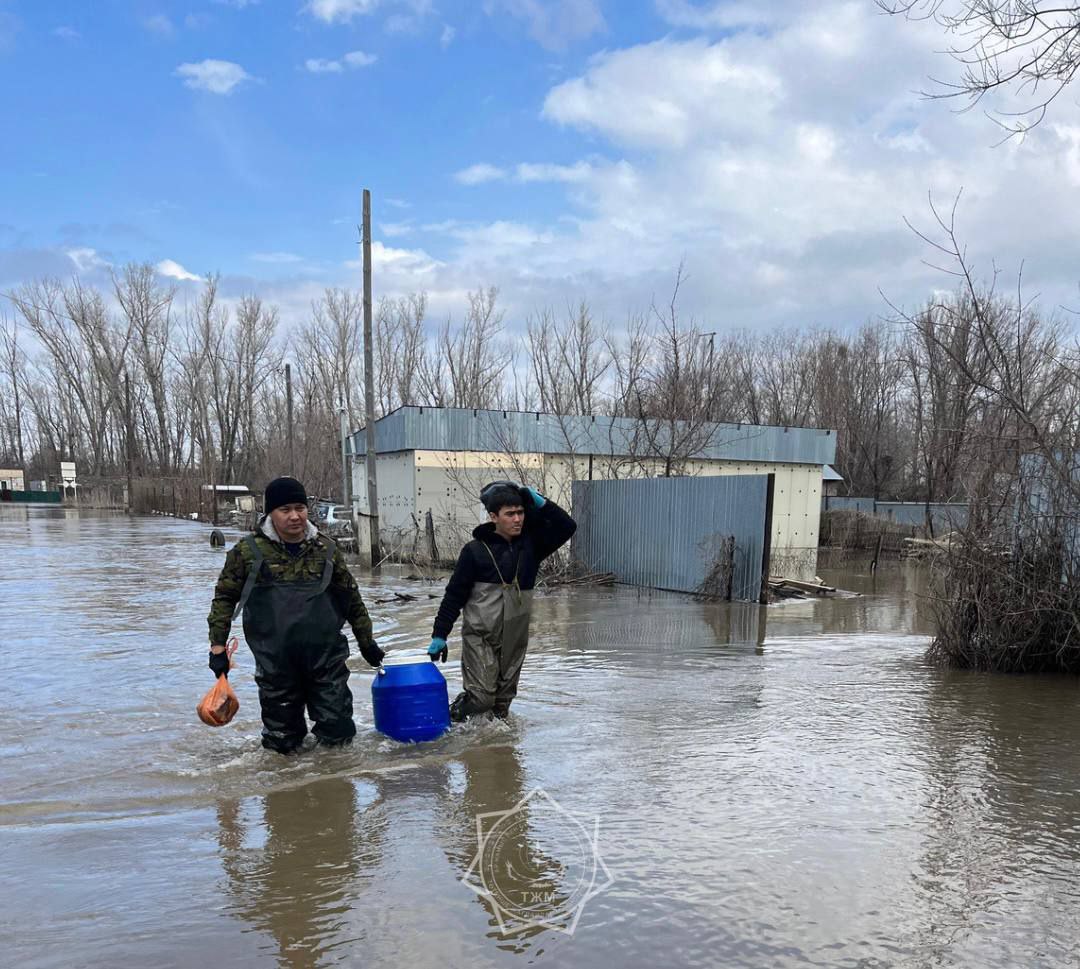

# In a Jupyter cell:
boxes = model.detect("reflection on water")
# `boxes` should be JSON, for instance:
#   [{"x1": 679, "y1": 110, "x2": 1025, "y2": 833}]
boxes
[
  {"x1": 4, "y1": 508, "x2": 1080, "y2": 968},
  {"x1": 441, "y1": 742, "x2": 589, "y2": 947},
  {"x1": 217, "y1": 778, "x2": 385, "y2": 969}
]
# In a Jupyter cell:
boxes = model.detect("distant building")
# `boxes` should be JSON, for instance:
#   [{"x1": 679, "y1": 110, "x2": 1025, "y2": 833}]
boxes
[
  {"x1": 201, "y1": 484, "x2": 259, "y2": 517},
  {"x1": 822, "y1": 464, "x2": 843, "y2": 497},
  {"x1": 350, "y1": 406, "x2": 837, "y2": 578},
  {"x1": 0, "y1": 469, "x2": 25, "y2": 492}
]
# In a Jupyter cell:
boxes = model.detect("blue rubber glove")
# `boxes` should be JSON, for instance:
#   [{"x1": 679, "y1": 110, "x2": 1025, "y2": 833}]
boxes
[
  {"x1": 524, "y1": 486, "x2": 546, "y2": 508},
  {"x1": 428, "y1": 637, "x2": 448, "y2": 663}
]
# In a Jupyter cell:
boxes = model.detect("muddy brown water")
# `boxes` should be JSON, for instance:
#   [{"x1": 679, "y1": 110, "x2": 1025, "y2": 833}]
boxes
[{"x1": 3, "y1": 507, "x2": 1080, "y2": 968}]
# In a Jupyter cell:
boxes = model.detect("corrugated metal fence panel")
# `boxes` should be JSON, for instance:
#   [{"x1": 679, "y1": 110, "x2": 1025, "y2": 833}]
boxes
[
  {"x1": 824, "y1": 497, "x2": 969, "y2": 532},
  {"x1": 572, "y1": 475, "x2": 769, "y2": 599},
  {"x1": 355, "y1": 407, "x2": 836, "y2": 466},
  {"x1": 824, "y1": 496, "x2": 876, "y2": 515},
  {"x1": 874, "y1": 502, "x2": 969, "y2": 531}
]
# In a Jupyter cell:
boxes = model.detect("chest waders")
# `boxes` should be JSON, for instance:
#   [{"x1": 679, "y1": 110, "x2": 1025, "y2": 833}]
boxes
[
  {"x1": 454, "y1": 540, "x2": 534, "y2": 720},
  {"x1": 233, "y1": 536, "x2": 355, "y2": 752}
]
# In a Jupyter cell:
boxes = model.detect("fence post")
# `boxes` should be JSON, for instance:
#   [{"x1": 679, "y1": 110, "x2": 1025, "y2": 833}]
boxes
[
  {"x1": 759, "y1": 474, "x2": 775, "y2": 602},
  {"x1": 425, "y1": 509, "x2": 440, "y2": 564}
]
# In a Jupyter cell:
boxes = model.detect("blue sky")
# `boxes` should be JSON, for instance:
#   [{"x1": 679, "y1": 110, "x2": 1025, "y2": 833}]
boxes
[{"x1": 3, "y1": 0, "x2": 1080, "y2": 330}]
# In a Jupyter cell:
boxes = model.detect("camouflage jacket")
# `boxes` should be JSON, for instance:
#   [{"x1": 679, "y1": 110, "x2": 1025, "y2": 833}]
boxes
[{"x1": 207, "y1": 518, "x2": 374, "y2": 649}]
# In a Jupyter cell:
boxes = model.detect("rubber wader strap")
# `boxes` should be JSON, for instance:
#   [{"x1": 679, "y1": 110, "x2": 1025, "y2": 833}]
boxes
[
  {"x1": 481, "y1": 540, "x2": 522, "y2": 603},
  {"x1": 232, "y1": 536, "x2": 265, "y2": 619},
  {"x1": 311, "y1": 538, "x2": 336, "y2": 598}
]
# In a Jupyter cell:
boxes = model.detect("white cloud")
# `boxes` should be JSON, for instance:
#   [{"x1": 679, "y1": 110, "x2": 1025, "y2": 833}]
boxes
[
  {"x1": 795, "y1": 124, "x2": 838, "y2": 164},
  {"x1": 456, "y1": 160, "x2": 595, "y2": 184},
  {"x1": 654, "y1": 0, "x2": 783, "y2": 30},
  {"x1": 53, "y1": 25, "x2": 80, "y2": 41},
  {"x1": 374, "y1": 2, "x2": 1080, "y2": 331},
  {"x1": 305, "y1": 0, "x2": 382, "y2": 23},
  {"x1": 421, "y1": 219, "x2": 462, "y2": 233},
  {"x1": 543, "y1": 38, "x2": 783, "y2": 150},
  {"x1": 305, "y1": 50, "x2": 377, "y2": 73},
  {"x1": 344, "y1": 50, "x2": 377, "y2": 67},
  {"x1": 454, "y1": 163, "x2": 507, "y2": 185},
  {"x1": 448, "y1": 221, "x2": 557, "y2": 259},
  {"x1": 305, "y1": 0, "x2": 434, "y2": 29},
  {"x1": 156, "y1": 259, "x2": 202, "y2": 282},
  {"x1": 485, "y1": 0, "x2": 604, "y2": 51},
  {"x1": 344, "y1": 241, "x2": 441, "y2": 276},
  {"x1": 515, "y1": 161, "x2": 592, "y2": 183},
  {"x1": 142, "y1": 14, "x2": 175, "y2": 35},
  {"x1": 66, "y1": 248, "x2": 110, "y2": 273},
  {"x1": 440, "y1": 24, "x2": 456, "y2": 48},
  {"x1": 174, "y1": 59, "x2": 254, "y2": 94},
  {"x1": 380, "y1": 221, "x2": 414, "y2": 237},
  {"x1": 250, "y1": 252, "x2": 305, "y2": 264},
  {"x1": 18, "y1": 0, "x2": 1080, "y2": 340},
  {"x1": 305, "y1": 57, "x2": 343, "y2": 74}
]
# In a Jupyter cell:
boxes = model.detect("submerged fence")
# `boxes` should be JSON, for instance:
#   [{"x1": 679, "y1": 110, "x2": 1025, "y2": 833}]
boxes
[
  {"x1": 572, "y1": 475, "x2": 772, "y2": 601},
  {"x1": 0, "y1": 489, "x2": 62, "y2": 504},
  {"x1": 823, "y1": 496, "x2": 969, "y2": 534}
]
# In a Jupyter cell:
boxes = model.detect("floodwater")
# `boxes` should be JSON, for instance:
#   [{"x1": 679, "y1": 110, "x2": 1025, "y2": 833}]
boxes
[{"x1": 3, "y1": 508, "x2": 1080, "y2": 969}]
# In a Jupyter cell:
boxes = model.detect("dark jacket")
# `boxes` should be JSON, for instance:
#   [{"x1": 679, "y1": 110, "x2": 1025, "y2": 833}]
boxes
[
  {"x1": 208, "y1": 518, "x2": 375, "y2": 649},
  {"x1": 432, "y1": 499, "x2": 576, "y2": 640}
]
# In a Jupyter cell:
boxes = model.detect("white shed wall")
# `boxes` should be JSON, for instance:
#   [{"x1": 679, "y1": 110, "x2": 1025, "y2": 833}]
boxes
[{"x1": 353, "y1": 449, "x2": 822, "y2": 578}]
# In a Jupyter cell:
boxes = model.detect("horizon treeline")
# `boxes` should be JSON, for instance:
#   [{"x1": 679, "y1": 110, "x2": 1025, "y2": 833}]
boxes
[{"x1": 0, "y1": 262, "x2": 1073, "y2": 502}]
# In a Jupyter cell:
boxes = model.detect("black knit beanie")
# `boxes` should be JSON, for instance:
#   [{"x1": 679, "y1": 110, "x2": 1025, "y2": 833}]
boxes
[
  {"x1": 480, "y1": 480, "x2": 524, "y2": 513},
  {"x1": 265, "y1": 476, "x2": 307, "y2": 514}
]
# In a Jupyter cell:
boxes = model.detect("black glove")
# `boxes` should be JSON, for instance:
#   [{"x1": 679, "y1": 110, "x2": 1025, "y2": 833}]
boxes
[
  {"x1": 359, "y1": 640, "x2": 385, "y2": 668},
  {"x1": 208, "y1": 650, "x2": 230, "y2": 679}
]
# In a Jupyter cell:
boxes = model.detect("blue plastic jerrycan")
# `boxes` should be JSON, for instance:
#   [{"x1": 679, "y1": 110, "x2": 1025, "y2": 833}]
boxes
[{"x1": 371, "y1": 659, "x2": 451, "y2": 743}]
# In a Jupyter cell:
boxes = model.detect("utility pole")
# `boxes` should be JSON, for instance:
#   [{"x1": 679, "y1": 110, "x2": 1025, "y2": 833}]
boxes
[
  {"x1": 285, "y1": 362, "x2": 294, "y2": 471},
  {"x1": 124, "y1": 370, "x2": 134, "y2": 514},
  {"x1": 362, "y1": 188, "x2": 381, "y2": 569}
]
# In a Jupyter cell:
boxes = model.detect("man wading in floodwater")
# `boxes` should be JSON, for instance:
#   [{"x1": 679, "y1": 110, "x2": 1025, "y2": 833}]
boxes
[
  {"x1": 428, "y1": 481, "x2": 576, "y2": 721},
  {"x1": 206, "y1": 476, "x2": 384, "y2": 753}
]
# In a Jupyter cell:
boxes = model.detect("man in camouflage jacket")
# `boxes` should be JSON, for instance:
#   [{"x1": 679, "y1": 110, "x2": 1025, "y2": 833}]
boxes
[{"x1": 207, "y1": 476, "x2": 383, "y2": 752}]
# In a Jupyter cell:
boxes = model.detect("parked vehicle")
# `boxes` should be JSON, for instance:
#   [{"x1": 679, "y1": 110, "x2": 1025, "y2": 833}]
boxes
[{"x1": 313, "y1": 500, "x2": 353, "y2": 538}]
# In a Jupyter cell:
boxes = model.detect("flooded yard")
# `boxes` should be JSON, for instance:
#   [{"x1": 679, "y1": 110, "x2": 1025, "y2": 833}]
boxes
[{"x1": 3, "y1": 507, "x2": 1080, "y2": 968}]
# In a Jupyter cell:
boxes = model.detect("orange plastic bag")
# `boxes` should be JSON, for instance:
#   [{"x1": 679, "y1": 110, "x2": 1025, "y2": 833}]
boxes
[{"x1": 197, "y1": 637, "x2": 240, "y2": 727}]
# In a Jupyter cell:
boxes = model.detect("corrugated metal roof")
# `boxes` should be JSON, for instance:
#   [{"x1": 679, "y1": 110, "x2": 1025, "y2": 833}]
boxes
[
  {"x1": 823, "y1": 464, "x2": 843, "y2": 481},
  {"x1": 352, "y1": 406, "x2": 836, "y2": 466}
]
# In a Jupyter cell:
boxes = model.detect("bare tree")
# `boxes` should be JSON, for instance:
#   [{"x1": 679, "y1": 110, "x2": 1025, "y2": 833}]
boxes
[
  {"x1": 621, "y1": 269, "x2": 727, "y2": 477},
  {"x1": 888, "y1": 198, "x2": 1080, "y2": 670},
  {"x1": 13, "y1": 278, "x2": 132, "y2": 474},
  {"x1": 527, "y1": 301, "x2": 611, "y2": 417},
  {"x1": 880, "y1": 1, "x2": 1080, "y2": 134},
  {"x1": 0, "y1": 314, "x2": 26, "y2": 469},
  {"x1": 114, "y1": 264, "x2": 176, "y2": 473},
  {"x1": 813, "y1": 324, "x2": 906, "y2": 498},
  {"x1": 375, "y1": 291, "x2": 427, "y2": 415},
  {"x1": 303, "y1": 288, "x2": 364, "y2": 427},
  {"x1": 423, "y1": 287, "x2": 507, "y2": 409},
  {"x1": 754, "y1": 327, "x2": 820, "y2": 427}
]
